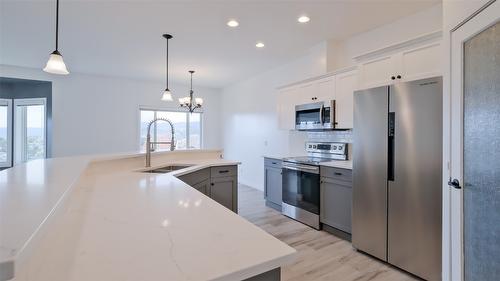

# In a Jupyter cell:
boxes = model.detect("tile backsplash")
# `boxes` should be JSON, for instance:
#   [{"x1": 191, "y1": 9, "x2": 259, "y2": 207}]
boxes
[{"x1": 306, "y1": 130, "x2": 353, "y2": 143}]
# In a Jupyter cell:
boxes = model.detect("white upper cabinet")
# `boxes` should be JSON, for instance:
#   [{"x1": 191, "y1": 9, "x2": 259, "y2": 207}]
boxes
[
  {"x1": 335, "y1": 70, "x2": 357, "y2": 129},
  {"x1": 315, "y1": 76, "x2": 336, "y2": 102},
  {"x1": 277, "y1": 86, "x2": 299, "y2": 130},
  {"x1": 398, "y1": 42, "x2": 442, "y2": 82},
  {"x1": 277, "y1": 68, "x2": 356, "y2": 130},
  {"x1": 355, "y1": 32, "x2": 443, "y2": 90}
]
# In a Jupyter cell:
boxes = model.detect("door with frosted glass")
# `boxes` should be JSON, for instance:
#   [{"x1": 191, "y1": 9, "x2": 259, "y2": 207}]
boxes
[
  {"x1": 13, "y1": 98, "x2": 46, "y2": 165},
  {"x1": 450, "y1": 2, "x2": 500, "y2": 281},
  {"x1": 0, "y1": 99, "x2": 12, "y2": 168}
]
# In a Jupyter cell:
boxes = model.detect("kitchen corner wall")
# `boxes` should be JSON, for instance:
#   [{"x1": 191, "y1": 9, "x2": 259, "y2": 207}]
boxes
[
  {"x1": 0, "y1": 64, "x2": 223, "y2": 157},
  {"x1": 220, "y1": 43, "x2": 328, "y2": 190}
]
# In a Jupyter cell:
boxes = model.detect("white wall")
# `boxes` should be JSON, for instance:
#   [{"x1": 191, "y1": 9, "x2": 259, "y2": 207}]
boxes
[
  {"x1": 327, "y1": 4, "x2": 443, "y2": 70},
  {"x1": 220, "y1": 43, "x2": 327, "y2": 190},
  {"x1": 0, "y1": 64, "x2": 222, "y2": 157}
]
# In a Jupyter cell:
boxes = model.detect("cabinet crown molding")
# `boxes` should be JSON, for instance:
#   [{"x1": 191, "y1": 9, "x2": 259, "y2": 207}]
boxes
[
  {"x1": 352, "y1": 30, "x2": 442, "y2": 62},
  {"x1": 277, "y1": 66, "x2": 357, "y2": 90}
]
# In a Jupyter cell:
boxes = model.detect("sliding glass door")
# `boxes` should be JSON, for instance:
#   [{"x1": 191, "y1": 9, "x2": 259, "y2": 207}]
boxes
[
  {"x1": 13, "y1": 98, "x2": 47, "y2": 165},
  {"x1": 0, "y1": 99, "x2": 12, "y2": 168}
]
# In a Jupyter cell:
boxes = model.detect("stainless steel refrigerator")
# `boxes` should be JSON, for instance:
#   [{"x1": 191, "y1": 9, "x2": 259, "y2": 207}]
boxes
[{"x1": 352, "y1": 77, "x2": 442, "y2": 281}]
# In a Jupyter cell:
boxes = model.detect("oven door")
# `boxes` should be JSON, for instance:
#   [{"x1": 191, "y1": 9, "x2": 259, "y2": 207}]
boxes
[
  {"x1": 282, "y1": 162, "x2": 320, "y2": 215},
  {"x1": 295, "y1": 101, "x2": 335, "y2": 130}
]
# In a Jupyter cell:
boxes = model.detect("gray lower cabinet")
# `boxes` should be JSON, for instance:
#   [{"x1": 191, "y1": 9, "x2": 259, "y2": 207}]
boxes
[
  {"x1": 210, "y1": 165, "x2": 238, "y2": 213},
  {"x1": 192, "y1": 178, "x2": 210, "y2": 196},
  {"x1": 177, "y1": 165, "x2": 238, "y2": 213},
  {"x1": 264, "y1": 158, "x2": 282, "y2": 211},
  {"x1": 320, "y1": 166, "x2": 352, "y2": 236},
  {"x1": 210, "y1": 176, "x2": 237, "y2": 212}
]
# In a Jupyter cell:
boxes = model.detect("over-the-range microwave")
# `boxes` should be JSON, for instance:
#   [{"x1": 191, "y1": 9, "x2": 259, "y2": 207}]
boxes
[{"x1": 295, "y1": 100, "x2": 336, "y2": 130}]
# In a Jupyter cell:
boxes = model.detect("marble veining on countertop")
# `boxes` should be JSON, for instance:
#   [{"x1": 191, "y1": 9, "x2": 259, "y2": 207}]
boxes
[{"x1": 1, "y1": 150, "x2": 296, "y2": 281}]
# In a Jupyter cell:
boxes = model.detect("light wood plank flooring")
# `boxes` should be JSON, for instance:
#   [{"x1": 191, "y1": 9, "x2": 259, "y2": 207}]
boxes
[{"x1": 238, "y1": 184, "x2": 419, "y2": 281}]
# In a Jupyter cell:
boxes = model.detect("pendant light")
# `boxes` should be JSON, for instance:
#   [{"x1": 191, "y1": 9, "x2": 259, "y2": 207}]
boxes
[
  {"x1": 43, "y1": 0, "x2": 69, "y2": 75},
  {"x1": 161, "y1": 34, "x2": 173, "y2": 101},
  {"x1": 179, "y1": 71, "x2": 203, "y2": 113}
]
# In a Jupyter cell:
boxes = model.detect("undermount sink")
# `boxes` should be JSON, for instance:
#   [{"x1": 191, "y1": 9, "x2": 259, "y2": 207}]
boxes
[{"x1": 144, "y1": 165, "x2": 193, "y2": 173}]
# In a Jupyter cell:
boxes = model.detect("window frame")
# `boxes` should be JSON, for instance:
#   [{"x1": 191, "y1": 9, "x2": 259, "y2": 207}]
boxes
[
  {"x1": 13, "y1": 98, "x2": 47, "y2": 165},
  {"x1": 0, "y1": 98, "x2": 13, "y2": 168},
  {"x1": 138, "y1": 106, "x2": 203, "y2": 151}
]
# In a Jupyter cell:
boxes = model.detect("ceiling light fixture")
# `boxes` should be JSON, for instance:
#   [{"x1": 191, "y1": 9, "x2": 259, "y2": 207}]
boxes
[
  {"x1": 179, "y1": 71, "x2": 203, "y2": 113},
  {"x1": 43, "y1": 0, "x2": 69, "y2": 75},
  {"x1": 298, "y1": 15, "x2": 310, "y2": 23},
  {"x1": 161, "y1": 34, "x2": 173, "y2": 101},
  {"x1": 256, "y1": 42, "x2": 265, "y2": 48},
  {"x1": 227, "y1": 20, "x2": 239, "y2": 27}
]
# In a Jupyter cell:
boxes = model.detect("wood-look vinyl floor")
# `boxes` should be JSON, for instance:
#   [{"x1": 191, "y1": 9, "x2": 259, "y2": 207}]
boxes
[{"x1": 238, "y1": 184, "x2": 419, "y2": 281}]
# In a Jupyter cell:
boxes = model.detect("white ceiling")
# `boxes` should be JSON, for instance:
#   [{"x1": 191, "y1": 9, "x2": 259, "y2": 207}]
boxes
[{"x1": 0, "y1": 0, "x2": 439, "y2": 88}]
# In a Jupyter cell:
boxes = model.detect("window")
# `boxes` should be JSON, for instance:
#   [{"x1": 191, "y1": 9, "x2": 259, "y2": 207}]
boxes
[
  {"x1": 14, "y1": 98, "x2": 46, "y2": 165},
  {"x1": 139, "y1": 109, "x2": 202, "y2": 151},
  {"x1": 0, "y1": 99, "x2": 12, "y2": 168}
]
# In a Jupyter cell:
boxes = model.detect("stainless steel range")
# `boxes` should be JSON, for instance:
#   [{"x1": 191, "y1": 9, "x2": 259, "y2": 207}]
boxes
[{"x1": 281, "y1": 142, "x2": 347, "y2": 229}]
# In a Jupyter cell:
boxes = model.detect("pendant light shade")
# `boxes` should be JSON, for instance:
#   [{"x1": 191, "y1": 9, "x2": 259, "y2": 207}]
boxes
[
  {"x1": 44, "y1": 0, "x2": 69, "y2": 75},
  {"x1": 162, "y1": 34, "x2": 173, "y2": 101},
  {"x1": 44, "y1": 50, "x2": 69, "y2": 75},
  {"x1": 162, "y1": 89, "x2": 173, "y2": 101}
]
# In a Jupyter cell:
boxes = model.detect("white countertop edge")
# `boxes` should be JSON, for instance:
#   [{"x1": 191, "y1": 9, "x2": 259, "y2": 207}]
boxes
[{"x1": 212, "y1": 252, "x2": 297, "y2": 281}]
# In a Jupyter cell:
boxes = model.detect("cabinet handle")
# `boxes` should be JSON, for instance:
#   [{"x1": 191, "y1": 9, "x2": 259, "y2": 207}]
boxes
[
  {"x1": 272, "y1": 162, "x2": 277, "y2": 165},
  {"x1": 334, "y1": 172, "x2": 343, "y2": 176},
  {"x1": 219, "y1": 170, "x2": 229, "y2": 174},
  {"x1": 211, "y1": 183, "x2": 214, "y2": 186},
  {"x1": 397, "y1": 75, "x2": 402, "y2": 79},
  {"x1": 391, "y1": 76, "x2": 396, "y2": 80}
]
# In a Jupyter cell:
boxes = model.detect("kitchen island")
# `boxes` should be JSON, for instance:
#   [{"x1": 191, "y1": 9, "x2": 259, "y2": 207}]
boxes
[{"x1": 0, "y1": 150, "x2": 296, "y2": 281}]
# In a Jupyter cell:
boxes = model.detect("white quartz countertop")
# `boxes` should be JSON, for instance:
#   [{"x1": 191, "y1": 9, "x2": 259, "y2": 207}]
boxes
[{"x1": 1, "y1": 150, "x2": 296, "y2": 281}]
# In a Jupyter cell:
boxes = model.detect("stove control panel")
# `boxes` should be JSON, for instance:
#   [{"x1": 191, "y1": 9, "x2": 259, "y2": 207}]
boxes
[{"x1": 305, "y1": 142, "x2": 347, "y2": 156}]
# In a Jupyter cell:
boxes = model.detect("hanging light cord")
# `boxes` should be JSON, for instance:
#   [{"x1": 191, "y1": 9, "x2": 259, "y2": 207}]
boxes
[
  {"x1": 166, "y1": 37, "x2": 169, "y2": 89},
  {"x1": 55, "y1": 0, "x2": 59, "y2": 51}
]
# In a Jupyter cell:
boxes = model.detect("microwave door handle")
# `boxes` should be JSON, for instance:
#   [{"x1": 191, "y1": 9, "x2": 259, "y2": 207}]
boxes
[
  {"x1": 319, "y1": 104, "x2": 324, "y2": 124},
  {"x1": 331, "y1": 100, "x2": 336, "y2": 128}
]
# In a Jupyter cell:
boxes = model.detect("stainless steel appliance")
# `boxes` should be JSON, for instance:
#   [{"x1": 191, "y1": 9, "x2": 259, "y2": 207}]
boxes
[
  {"x1": 295, "y1": 100, "x2": 336, "y2": 130},
  {"x1": 282, "y1": 142, "x2": 347, "y2": 229},
  {"x1": 352, "y1": 77, "x2": 442, "y2": 281}
]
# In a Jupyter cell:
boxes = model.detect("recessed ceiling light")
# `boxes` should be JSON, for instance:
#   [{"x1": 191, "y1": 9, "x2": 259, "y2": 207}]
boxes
[
  {"x1": 227, "y1": 20, "x2": 239, "y2": 27},
  {"x1": 255, "y1": 42, "x2": 265, "y2": 48},
  {"x1": 298, "y1": 15, "x2": 310, "y2": 23}
]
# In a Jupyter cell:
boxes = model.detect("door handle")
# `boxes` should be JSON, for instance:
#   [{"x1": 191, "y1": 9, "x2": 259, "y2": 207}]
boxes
[
  {"x1": 448, "y1": 178, "x2": 461, "y2": 189},
  {"x1": 319, "y1": 104, "x2": 324, "y2": 124}
]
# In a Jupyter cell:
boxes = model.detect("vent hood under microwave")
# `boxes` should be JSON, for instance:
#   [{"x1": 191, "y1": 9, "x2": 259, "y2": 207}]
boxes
[{"x1": 295, "y1": 100, "x2": 336, "y2": 130}]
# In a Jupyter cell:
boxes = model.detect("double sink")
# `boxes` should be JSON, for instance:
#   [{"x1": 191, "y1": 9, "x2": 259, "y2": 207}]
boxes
[{"x1": 144, "y1": 164, "x2": 193, "y2": 173}]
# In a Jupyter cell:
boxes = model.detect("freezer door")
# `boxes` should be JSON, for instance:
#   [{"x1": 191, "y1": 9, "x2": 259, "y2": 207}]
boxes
[
  {"x1": 388, "y1": 77, "x2": 442, "y2": 281},
  {"x1": 352, "y1": 86, "x2": 388, "y2": 261}
]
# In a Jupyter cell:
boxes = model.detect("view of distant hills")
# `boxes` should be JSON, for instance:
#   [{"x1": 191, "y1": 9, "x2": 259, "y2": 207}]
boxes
[{"x1": 0, "y1": 128, "x2": 44, "y2": 137}]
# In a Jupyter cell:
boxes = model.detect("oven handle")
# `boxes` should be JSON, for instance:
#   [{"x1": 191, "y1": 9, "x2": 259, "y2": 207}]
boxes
[
  {"x1": 319, "y1": 104, "x2": 324, "y2": 125},
  {"x1": 282, "y1": 164, "x2": 320, "y2": 174}
]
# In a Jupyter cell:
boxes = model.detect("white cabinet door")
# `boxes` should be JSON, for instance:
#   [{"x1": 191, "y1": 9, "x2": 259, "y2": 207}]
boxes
[
  {"x1": 358, "y1": 55, "x2": 396, "y2": 89},
  {"x1": 277, "y1": 86, "x2": 299, "y2": 130},
  {"x1": 316, "y1": 76, "x2": 336, "y2": 102},
  {"x1": 335, "y1": 70, "x2": 357, "y2": 129},
  {"x1": 399, "y1": 42, "x2": 442, "y2": 82},
  {"x1": 295, "y1": 82, "x2": 317, "y2": 105}
]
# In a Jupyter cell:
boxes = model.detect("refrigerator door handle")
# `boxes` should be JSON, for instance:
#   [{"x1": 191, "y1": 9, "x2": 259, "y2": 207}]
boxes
[{"x1": 388, "y1": 112, "x2": 395, "y2": 181}]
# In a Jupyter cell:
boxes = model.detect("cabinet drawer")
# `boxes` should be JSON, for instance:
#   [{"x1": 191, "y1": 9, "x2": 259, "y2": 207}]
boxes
[
  {"x1": 177, "y1": 168, "x2": 210, "y2": 186},
  {"x1": 321, "y1": 166, "x2": 352, "y2": 182},
  {"x1": 211, "y1": 165, "x2": 237, "y2": 178},
  {"x1": 264, "y1": 158, "x2": 282, "y2": 169}
]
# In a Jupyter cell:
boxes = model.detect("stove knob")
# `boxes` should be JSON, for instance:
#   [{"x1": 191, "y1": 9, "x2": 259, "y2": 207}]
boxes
[
  {"x1": 333, "y1": 146, "x2": 337, "y2": 150},
  {"x1": 308, "y1": 145, "x2": 312, "y2": 148},
  {"x1": 313, "y1": 145, "x2": 317, "y2": 149}
]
